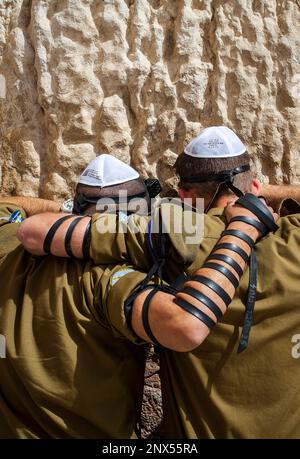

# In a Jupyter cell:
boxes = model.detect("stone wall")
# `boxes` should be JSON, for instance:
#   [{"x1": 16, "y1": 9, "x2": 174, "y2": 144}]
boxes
[
  {"x1": 1, "y1": 0, "x2": 300, "y2": 201},
  {"x1": 1, "y1": 0, "x2": 300, "y2": 439}
]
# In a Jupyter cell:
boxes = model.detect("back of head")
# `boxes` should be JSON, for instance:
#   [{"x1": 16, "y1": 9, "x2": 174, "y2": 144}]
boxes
[
  {"x1": 175, "y1": 126, "x2": 252, "y2": 202},
  {"x1": 73, "y1": 154, "x2": 150, "y2": 216}
]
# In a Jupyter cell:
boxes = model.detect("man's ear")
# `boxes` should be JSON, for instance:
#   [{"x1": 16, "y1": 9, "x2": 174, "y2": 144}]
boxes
[
  {"x1": 250, "y1": 178, "x2": 262, "y2": 196},
  {"x1": 179, "y1": 188, "x2": 198, "y2": 201},
  {"x1": 178, "y1": 188, "x2": 192, "y2": 200}
]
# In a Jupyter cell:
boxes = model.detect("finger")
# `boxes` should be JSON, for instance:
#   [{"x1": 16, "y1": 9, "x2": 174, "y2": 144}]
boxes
[
  {"x1": 258, "y1": 196, "x2": 269, "y2": 206},
  {"x1": 267, "y1": 205, "x2": 275, "y2": 214},
  {"x1": 225, "y1": 201, "x2": 235, "y2": 207}
]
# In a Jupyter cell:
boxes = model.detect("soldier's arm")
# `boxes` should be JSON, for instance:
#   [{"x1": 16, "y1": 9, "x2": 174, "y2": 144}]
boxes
[
  {"x1": 261, "y1": 184, "x2": 300, "y2": 212},
  {"x1": 130, "y1": 219, "x2": 259, "y2": 351},
  {"x1": 130, "y1": 203, "x2": 278, "y2": 352},
  {"x1": 0, "y1": 196, "x2": 61, "y2": 216},
  {"x1": 17, "y1": 212, "x2": 88, "y2": 257},
  {"x1": 17, "y1": 211, "x2": 151, "y2": 269}
]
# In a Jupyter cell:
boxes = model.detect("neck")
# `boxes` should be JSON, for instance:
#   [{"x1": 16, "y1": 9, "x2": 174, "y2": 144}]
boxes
[{"x1": 213, "y1": 194, "x2": 234, "y2": 209}]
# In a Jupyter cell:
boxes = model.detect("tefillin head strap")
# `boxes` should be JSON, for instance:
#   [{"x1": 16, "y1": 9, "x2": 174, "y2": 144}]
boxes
[
  {"x1": 43, "y1": 215, "x2": 75, "y2": 254},
  {"x1": 179, "y1": 164, "x2": 250, "y2": 213},
  {"x1": 73, "y1": 192, "x2": 148, "y2": 215},
  {"x1": 179, "y1": 164, "x2": 250, "y2": 186}
]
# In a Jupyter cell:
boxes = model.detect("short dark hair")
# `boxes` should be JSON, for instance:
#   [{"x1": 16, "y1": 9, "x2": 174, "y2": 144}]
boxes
[
  {"x1": 76, "y1": 177, "x2": 147, "y2": 199},
  {"x1": 175, "y1": 152, "x2": 252, "y2": 195},
  {"x1": 74, "y1": 178, "x2": 149, "y2": 216}
]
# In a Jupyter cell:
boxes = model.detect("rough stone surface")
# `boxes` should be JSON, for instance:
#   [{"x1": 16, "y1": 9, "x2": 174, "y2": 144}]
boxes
[
  {"x1": 141, "y1": 346, "x2": 162, "y2": 439},
  {"x1": 0, "y1": 0, "x2": 300, "y2": 201}
]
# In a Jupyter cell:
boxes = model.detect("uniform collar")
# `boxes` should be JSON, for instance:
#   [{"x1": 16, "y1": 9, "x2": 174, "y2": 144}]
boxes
[
  {"x1": 278, "y1": 198, "x2": 300, "y2": 217},
  {"x1": 207, "y1": 207, "x2": 225, "y2": 217}
]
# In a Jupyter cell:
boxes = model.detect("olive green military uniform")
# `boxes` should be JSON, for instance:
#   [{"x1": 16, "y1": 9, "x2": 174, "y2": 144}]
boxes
[
  {"x1": 0, "y1": 203, "x2": 26, "y2": 257},
  {"x1": 89, "y1": 199, "x2": 300, "y2": 438},
  {"x1": 0, "y1": 204, "x2": 149, "y2": 439}
]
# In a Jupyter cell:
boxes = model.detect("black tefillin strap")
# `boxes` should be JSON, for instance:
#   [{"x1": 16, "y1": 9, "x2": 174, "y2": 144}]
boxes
[
  {"x1": 174, "y1": 194, "x2": 276, "y2": 352},
  {"x1": 82, "y1": 219, "x2": 91, "y2": 258},
  {"x1": 124, "y1": 209, "x2": 172, "y2": 344},
  {"x1": 43, "y1": 215, "x2": 74, "y2": 254},
  {"x1": 229, "y1": 216, "x2": 268, "y2": 237},
  {"x1": 73, "y1": 191, "x2": 148, "y2": 215},
  {"x1": 174, "y1": 297, "x2": 216, "y2": 330},
  {"x1": 146, "y1": 206, "x2": 171, "y2": 286},
  {"x1": 64, "y1": 217, "x2": 83, "y2": 257},
  {"x1": 179, "y1": 164, "x2": 251, "y2": 185},
  {"x1": 172, "y1": 203, "x2": 275, "y2": 352},
  {"x1": 174, "y1": 262, "x2": 238, "y2": 332},
  {"x1": 173, "y1": 249, "x2": 243, "y2": 333},
  {"x1": 144, "y1": 178, "x2": 162, "y2": 199},
  {"x1": 73, "y1": 179, "x2": 162, "y2": 215},
  {"x1": 219, "y1": 194, "x2": 277, "y2": 352},
  {"x1": 233, "y1": 194, "x2": 278, "y2": 352},
  {"x1": 206, "y1": 253, "x2": 243, "y2": 277},
  {"x1": 238, "y1": 249, "x2": 257, "y2": 353},
  {"x1": 188, "y1": 275, "x2": 232, "y2": 306},
  {"x1": 177, "y1": 165, "x2": 276, "y2": 352},
  {"x1": 124, "y1": 284, "x2": 178, "y2": 347},
  {"x1": 43, "y1": 215, "x2": 92, "y2": 259},
  {"x1": 125, "y1": 194, "x2": 278, "y2": 350},
  {"x1": 199, "y1": 245, "x2": 256, "y2": 349},
  {"x1": 236, "y1": 193, "x2": 278, "y2": 232},
  {"x1": 141, "y1": 285, "x2": 178, "y2": 346},
  {"x1": 221, "y1": 229, "x2": 255, "y2": 249},
  {"x1": 212, "y1": 242, "x2": 249, "y2": 263}
]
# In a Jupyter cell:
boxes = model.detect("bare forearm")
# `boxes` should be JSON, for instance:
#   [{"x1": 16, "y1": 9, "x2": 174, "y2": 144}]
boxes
[{"x1": 0, "y1": 196, "x2": 61, "y2": 216}]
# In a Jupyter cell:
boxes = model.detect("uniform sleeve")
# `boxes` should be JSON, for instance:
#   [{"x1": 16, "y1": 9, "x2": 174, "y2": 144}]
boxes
[
  {"x1": 89, "y1": 202, "x2": 226, "y2": 270},
  {"x1": 95, "y1": 264, "x2": 154, "y2": 344},
  {"x1": 278, "y1": 198, "x2": 300, "y2": 217},
  {"x1": 90, "y1": 213, "x2": 153, "y2": 270},
  {"x1": 0, "y1": 203, "x2": 26, "y2": 258}
]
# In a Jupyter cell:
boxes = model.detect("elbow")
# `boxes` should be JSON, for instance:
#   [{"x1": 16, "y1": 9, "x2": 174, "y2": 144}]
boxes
[
  {"x1": 169, "y1": 313, "x2": 211, "y2": 353},
  {"x1": 16, "y1": 220, "x2": 28, "y2": 245},
  {"x1": 17, "y1": 217, "x2": 45, "y2": 255},
  {"x1": 175, "y1": 327, "x2": 209, "y2": 353}
]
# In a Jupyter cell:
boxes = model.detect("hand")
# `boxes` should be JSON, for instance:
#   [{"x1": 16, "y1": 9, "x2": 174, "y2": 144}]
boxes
[{"x1": 224, "y1": 196, "x2": 279, "y2": 224}]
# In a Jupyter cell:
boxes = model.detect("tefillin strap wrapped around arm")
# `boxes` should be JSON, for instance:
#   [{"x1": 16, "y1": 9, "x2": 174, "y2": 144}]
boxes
[
  {"x1": 235, "y1": 193, "x2": 278, "y2": 232},
  {"x1": 124, "y1": 194, "x2": 277, "y2": 351},
  {"x1": 43, "y1": 215, "x2": 75, "y2": 254},
  {"x1": 64, "y1": 217, "x2": 83, "y2": 257},
  {"x1": 65, "y1": 216, "x2": 92, "y2": 259},
  {"x1": 124, "y1": 284, "x2": 177, "y2": 347},
  {"x1": 82, "y1": 219, "x2": 91, "y2": 258},
  {"x1": 43, "y1": 214, "x2": 92, "y2": 258},
  {"x1": 173, "y1": 194, "x2": 278, "y2": 351}
]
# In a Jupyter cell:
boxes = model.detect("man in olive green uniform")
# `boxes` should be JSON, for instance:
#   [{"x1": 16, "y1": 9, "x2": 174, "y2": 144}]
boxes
[
  {"x1": 89, "y1": 130, "x2": 300, "y2": 438},
  {"x1": 156, "y1": 127, "x2": 300, "y2": 438},
  {"x1": 17, "y1": 128, "x2": 300, "y2": 438},
  {"x1": 0, "y1": 155, "x2": 153, "y2": 439},
  {"x1": 0, "y1": 151, "x2": 266, "y2": 439}
]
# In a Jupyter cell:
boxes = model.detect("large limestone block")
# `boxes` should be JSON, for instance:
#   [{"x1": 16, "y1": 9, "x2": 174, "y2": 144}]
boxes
[{"x1": 0, "y1": 0, "x2": 300, "y2": 201}]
